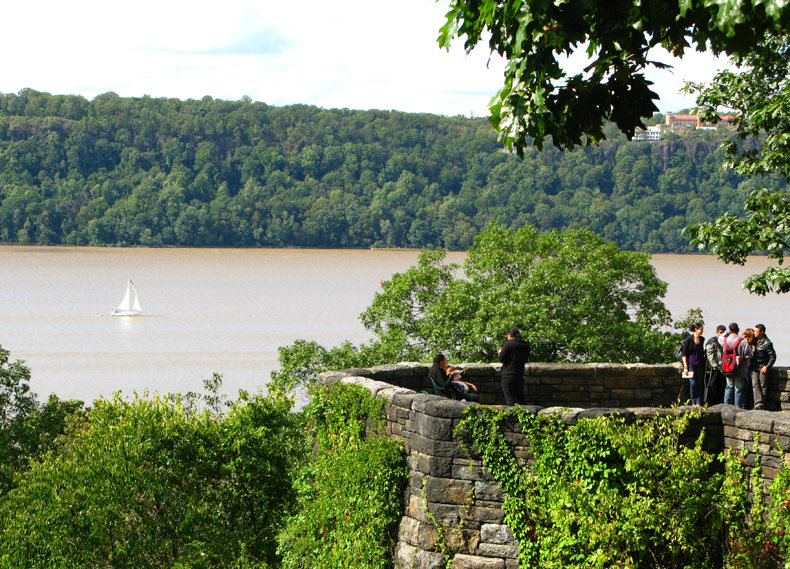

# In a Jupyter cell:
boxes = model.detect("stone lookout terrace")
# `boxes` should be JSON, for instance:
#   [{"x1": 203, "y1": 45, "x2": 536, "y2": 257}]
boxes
[{"x1": 319, "y1": 362, "x2": 790, "y2": 569}]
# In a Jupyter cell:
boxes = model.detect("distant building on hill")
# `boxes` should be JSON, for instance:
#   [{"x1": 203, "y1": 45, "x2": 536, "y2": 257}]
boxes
[
  {"x1": 633, "y1": 126, "x2": 662, "y2": 141},
  {"x1": 666, "y1": 112, "x2": 735, "y2": 129},
  {"x1": 634, "y1": 113, "x2": 734, "y2": 141}
]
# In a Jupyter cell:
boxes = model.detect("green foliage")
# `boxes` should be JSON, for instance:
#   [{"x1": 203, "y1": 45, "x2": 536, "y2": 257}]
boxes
[
  {"x1": 438, "y1": 0, "x2": 790, "y2": 152},
  {"x1": 0, "y1": 346, "x2": 83, "y2": 496},
  {"x1": 362, "y1": 222, "x2": 677, "y2": 364},
  {"x1": 272, "y1": 223, "x2": 683, "y2": 392},
  {"x1": 278, "y1": 383, "x2": 407, "y2": 569},
  {"x1": 457, "y1": 407, "x2": 723, "y2": 568},
  {"x1": 684, "y1": 37, "x2": 790, "y2": 294},
  {"x1": 686, "y1": 186, "x2": 790, "y2": 296},
  {"x1": 717, "y1": 436, "x2": 790, "y2": 569},
  {"x1": 0, "y1": 389, "x2": 306, "y2": 568},
  {"x1": 0, "y1": 89, "x2": 782, "y2": 254}
]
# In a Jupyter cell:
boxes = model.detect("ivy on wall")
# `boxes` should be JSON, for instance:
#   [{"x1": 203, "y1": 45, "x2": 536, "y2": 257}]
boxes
[{"x1": 456, "y1": 407, "x2": 790, "y2": 568}]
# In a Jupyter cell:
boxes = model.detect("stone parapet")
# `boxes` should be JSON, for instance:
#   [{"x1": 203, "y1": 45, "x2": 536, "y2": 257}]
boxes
[{"x1": 318, "y1": 363, "x2": 790, "y2": 569}]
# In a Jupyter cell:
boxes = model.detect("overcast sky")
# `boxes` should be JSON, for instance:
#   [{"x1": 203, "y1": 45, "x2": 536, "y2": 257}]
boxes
[{"x1": 3, "y1": 0, "x2": 728, "y2": 117}]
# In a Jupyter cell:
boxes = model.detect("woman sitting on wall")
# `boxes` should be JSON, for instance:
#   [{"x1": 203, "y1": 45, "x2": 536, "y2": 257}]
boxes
[{"x1": 429, "y1": 353, "x2": 479, "y2": 402}]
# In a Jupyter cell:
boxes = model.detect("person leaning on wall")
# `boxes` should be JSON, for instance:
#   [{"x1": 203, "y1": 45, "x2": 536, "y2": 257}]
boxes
[
  {"x1": 497, "y1": 326, "x2": 530, "y2": 406},
  {"x1": 752, "y1": 324, "x2": 777, "y2": 410}
]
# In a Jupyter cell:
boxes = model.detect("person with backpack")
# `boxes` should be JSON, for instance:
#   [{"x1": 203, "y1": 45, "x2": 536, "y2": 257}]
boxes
[
  {"x1": 680, "y1": 322, "x2": 706, "y2": 405},
  {"x1": 704, "y1": 325, "x2": 727, "y2": 405},
  {"x1": 719, "y1": 322, "x2": 753, "y2": 408}
]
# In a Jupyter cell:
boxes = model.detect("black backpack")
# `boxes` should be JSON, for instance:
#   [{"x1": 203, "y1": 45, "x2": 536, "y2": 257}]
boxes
[{"x1": 721, "y1": 336, "x2": 742, "y2": 378}]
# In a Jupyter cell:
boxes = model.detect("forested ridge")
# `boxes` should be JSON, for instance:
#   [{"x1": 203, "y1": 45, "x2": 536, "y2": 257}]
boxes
[{"x1": 0, "y1": 88, "x2": 783, "y2": 251}]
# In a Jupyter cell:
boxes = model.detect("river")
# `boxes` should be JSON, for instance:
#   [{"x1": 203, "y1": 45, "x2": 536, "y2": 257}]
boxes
[{"x1": 0, "y1": 246, "x2": 786, "y2": 403}]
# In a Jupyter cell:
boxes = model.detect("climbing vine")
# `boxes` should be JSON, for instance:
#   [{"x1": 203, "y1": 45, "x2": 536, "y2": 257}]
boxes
[
  {"x1": 277, "y1": 383, "x2": 407, "y2": 569},
  {"x1": 457, "y1": 407, "x2": 727, "y2": 568}
]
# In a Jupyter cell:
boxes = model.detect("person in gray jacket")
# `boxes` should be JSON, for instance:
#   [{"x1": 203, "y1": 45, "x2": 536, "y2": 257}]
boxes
[
  {"x1": 751, "y1": 324, "x2": 777, "y2": 410},
  {"x1": 705, "y1": 325, "x2": 726, "y2": 405}
]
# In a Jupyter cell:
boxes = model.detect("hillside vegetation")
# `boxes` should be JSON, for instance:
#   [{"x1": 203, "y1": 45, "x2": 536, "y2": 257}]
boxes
[{"x1": 0, "y1": 89, "x2": 784, "y2": 251}]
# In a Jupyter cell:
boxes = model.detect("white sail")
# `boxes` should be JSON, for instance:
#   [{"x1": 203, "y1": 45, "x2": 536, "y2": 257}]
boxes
[
  {"x1": 130, "y1": 280, "x2": 142, "y2": 313},
  {"x1": 118, "y1": 281, "x2": 132, "y2": 311},
  {"x1": 112, "y1": 278, "x2": 142, "y2": 316}
]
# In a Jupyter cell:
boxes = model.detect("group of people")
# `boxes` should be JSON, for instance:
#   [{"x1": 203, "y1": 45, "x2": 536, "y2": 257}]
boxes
[
  {"x1": 680, "y1": 322, "x2": 777, "y2": 409},
  {"x1": 428, "y1": 326, "x2": 531, "y2": 405}
]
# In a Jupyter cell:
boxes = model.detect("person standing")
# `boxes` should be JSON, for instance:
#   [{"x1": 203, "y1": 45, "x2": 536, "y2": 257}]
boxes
[
  {"x1": 752, "y1": 324, "x2": 777, "y2": 410},
  {"x1": 719, "y1": 323, "x2": 752, "y2": 408},
  {"x1": 497, "y1": 327, "x2": 530, "y2": 406},
  {"x1": 704, "y1": 325, "x2": 726, "y2": 405},
  {"x1": 680, "y1": 323, "x2": 705, "y2": 406}
]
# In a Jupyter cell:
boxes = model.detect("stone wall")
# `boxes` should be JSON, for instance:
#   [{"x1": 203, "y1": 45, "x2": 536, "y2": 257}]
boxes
[{"x1": 318, "y1": 362, "x2": 790, "y2": 569}]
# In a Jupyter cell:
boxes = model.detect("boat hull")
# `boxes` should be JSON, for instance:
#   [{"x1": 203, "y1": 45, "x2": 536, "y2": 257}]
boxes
[{"x1": 111, "y1": 310, "x2": 142, "y2": 316}]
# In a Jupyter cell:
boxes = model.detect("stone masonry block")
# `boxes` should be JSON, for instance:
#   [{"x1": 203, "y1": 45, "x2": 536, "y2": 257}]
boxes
[
  {"x1": 413, "y1": 396, "x2": 475, "y2": 419},
  {"x1": 451, "y1": 554, "x2": 505, "y2": 569},
  {"x1": 445, "y1": 528, "x2": 481, "y2": 555},
  {"x1": 411, "y1": 433, "x2": 467, "y2": 458},
  {"x1": 425, "y1": 476, "x2": 474, "y2": 505},
  {"x1": 529, "y1": 363, "x2": 595, "y2": 377},
  {"x1": 394, "y1": 542, "x2": 418, "y2": 569},
  {"x1": 427, "y1": 502, "x2": 464, "y2": 528},
  {"x1": 475, "y1": 482, "x2": 505, "y2": 502},
  {"x1": 467, "y1": 505, "x2": 506, "y2": 524},
  {"x1": 477, "y1": 543, "x2": 519, "y2": 559},
  {"x1": 734, "y1": 411, "x2": 775, "y2": 434},
  {"x1": 640, "y1": 376, "x2": 665, "y2": 389},
  {"x1": 538, "y1": 407, "x2": 584, "y2": 425},
  {"x1": 415, "y1": 453, "x2": 455, "y2": 477},
  {"x1": 453, "y1": 464, "x2": 494, "y2": 482},
  {"x1": 416, "y1": 413, "x2": 455, "y2": 441},
  {"x1": 610, "y1": 388, "x2": 635, "y2": 399},
  {"x1": 393, "y1": 392, "x2": 418, "y2": 409},
  {"x1": 460, "y1": 363, "x2": 499, "y2": 378},
  {"x1": 481, "y1": 523, "x2": 516, "y2": 545},
  {"x1": 576, "y1": 408, "x2": 634, "y2": 422},
  {"x1": 399, "y1": 516, "x2": 421, "y2": 547},
  {"x1": 604, "y1": 377, "x2": 641, "y2": 389},
  {"x1": 413, "y1": 549, "x2": 447, "y2": 569},
  {"x1": 409, "y1": 494, "x2": 429, "y2": 523},
  {"x1": 378, "y1": 386, "x2": 418, "y2": 404}
]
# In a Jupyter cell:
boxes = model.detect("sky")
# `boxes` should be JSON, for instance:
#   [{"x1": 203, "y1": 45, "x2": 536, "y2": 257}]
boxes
[{"x1": 3, "y1": 0, "x2": 730, "y2": 117}]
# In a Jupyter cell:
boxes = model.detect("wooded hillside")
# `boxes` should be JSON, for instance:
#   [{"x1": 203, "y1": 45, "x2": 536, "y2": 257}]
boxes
[{"x1": 0, "y1": 88, "x2": 782, "y2": 251}]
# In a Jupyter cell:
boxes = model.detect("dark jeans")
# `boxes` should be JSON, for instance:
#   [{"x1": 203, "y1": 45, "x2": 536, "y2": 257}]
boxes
[
  {"x1": 502, "y1": 375, "x2": 526, "y2": 406},
  {"x1": 751, "y1": 369, "x2": 769, "y2": 409},
  {"x1": 705, "y1": 369, "x2": 725, "y2": 406},
  {"x1": 689, "y1": 362, "x2": 706, "y2": 405}
]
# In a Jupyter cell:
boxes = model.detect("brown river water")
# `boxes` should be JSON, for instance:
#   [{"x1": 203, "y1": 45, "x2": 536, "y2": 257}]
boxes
[{"x1": 0, "y1": 247, "x2": 786, "y2": 404}]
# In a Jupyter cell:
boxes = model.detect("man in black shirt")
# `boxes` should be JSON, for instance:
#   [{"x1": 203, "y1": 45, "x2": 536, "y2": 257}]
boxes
[{"x1": 497, "y1": 326, "x2": 530, "y2": 406}]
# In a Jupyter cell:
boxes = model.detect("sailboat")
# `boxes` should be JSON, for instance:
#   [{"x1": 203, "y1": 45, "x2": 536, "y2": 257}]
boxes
[{"x1": 111, "y1": 278, "x2": 142, "y2": 316}]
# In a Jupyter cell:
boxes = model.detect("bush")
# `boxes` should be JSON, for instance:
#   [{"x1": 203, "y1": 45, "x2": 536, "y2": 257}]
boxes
[
  {"x1": 278, "y1": 383, "x2": 407, "y2": 569},
  {"x1": 0, "y1": 389, "x2": 306, "y2": 568}
]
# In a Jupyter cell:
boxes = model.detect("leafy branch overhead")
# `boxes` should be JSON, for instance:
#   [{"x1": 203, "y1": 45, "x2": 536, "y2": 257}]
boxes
[
  {"x1": 439, "y1": 0, "x2": 790, "y2": 153},
  {"x1": 684, "y1": 37, "x2": 790, "y2": 294}
]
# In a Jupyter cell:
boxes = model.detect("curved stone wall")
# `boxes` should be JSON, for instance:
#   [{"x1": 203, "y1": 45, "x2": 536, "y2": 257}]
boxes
[{"x1": 318, "y1": 362, "x2": 790, "y2": 569}]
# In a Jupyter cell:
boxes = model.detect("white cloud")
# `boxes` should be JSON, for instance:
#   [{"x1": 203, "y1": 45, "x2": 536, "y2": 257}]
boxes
[{"x1": 0, "y1": 0, "x2": 729, "y2": 117}]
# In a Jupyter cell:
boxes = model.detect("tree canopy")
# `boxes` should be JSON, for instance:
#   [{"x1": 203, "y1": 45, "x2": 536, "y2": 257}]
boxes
[
  {"x1": 0, "y1": 89, "x2": 780, "y2": 254},
  {"x1": 684, "y1": 37, "x2": 790, "y2": 294},
  {"x1": 361, "y1": 222, "x2": 674, "y2": 364},
  {"x1": 272, "y1": 222, "x2": 679, "y2": 391},
  {"x1": 439, "y1": 0, "x2": 790, "y2": 152}
]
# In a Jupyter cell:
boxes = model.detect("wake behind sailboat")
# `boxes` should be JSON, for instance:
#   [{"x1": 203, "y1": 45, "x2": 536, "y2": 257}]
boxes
[{"x1": 111, "y1": 278, "x2": 142, "y2": 316}]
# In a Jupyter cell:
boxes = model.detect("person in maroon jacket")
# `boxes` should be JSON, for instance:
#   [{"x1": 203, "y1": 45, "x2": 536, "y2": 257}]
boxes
[{"x1": 497, "y1": 326, "x2": 530, "y2": 406}]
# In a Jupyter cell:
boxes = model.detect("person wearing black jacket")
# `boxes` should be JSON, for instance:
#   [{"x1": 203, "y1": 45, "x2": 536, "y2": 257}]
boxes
[
  {"x1": 680, "y1": 322, "x2": 705, "y2": 406},
  {"x1": 752, "y1": 324, "x2": 777, "y2": 410},
  {"x1": 497, "y1": 327, "x2": 530, "y2": 406}
]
